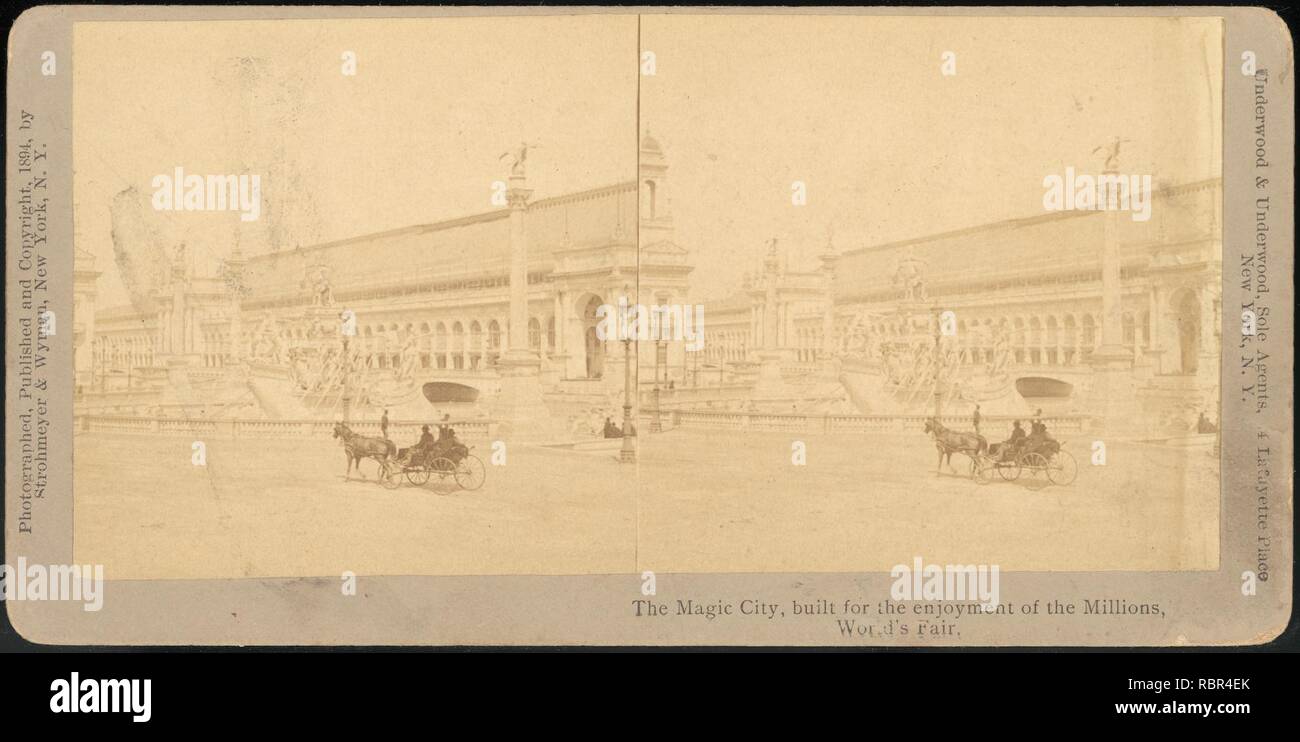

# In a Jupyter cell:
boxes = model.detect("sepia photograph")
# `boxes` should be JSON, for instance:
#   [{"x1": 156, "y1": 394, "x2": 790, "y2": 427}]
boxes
[
  {"x1": 68, "y1": 15, "x2": 1223, "y2": 581},
  {"x1": 4, "y1": 5, "x2": 1291, "y2": 662}
]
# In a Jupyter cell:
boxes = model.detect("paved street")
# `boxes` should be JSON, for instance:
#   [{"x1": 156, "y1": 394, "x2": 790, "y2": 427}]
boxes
[
  {"x1": 634, "y1": 429, "x2": 1219, "y2": 573},
  {"x1": 73, "y1": 434, "x2": 637, "y2": 579},
  {"x1": 72, "y1": 429, "x2": 1219, "y2": 579}
]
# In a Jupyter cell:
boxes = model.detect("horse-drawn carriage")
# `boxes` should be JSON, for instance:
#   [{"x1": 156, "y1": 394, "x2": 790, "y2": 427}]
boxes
[
  {"x1": 382, "y1": 437, "x2": 486, "y2": 491},
  {"x1": 332, "y1": 422, "x2": 486, "y2": 491},
  {"x1": 973, "y1": 433, "x2": 1077, "y2": 486},
  {"x1": 923, "y1": 418, "x2": 1077, "y2": 487}
]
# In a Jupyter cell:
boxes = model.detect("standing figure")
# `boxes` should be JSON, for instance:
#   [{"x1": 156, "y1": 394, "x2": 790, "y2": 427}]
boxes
[{"x1": 397, "y1": 334, "x2": 419, "y2": 380}]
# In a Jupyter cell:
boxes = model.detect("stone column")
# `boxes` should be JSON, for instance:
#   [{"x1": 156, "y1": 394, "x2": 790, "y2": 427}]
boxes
[
  {"x1": 493, "y1": 166, "x2": 553, "y2": 440},
  {"x1": 506, "y1": 173, "x2": 533, "y2": 357},
  {"x1": 1089, "y1": 176, "x2": 1139, "y2": 434},
  {"x1": 754, "y1": 248, "x2": 794, "y2": 400},
  {"x1": 1095, "y1": 179, "x2": 1129, "y2": 360}
]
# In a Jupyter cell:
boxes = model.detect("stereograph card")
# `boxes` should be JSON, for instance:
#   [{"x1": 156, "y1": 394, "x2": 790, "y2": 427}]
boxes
[{"x1": 4, "y1": 5, "x2": 1293, "y2": 646}]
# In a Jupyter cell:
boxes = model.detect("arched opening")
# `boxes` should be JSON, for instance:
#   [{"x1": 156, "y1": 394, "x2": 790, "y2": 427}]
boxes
[
  {"x1": 644, "y1": 179, "x2": 657, "y2": 220},
  {"x1": 487, "y1": 320, "x2": 501, "y2": 367},
  {"x1": 1013, "y1": 318, "x2": 1026, "y2": 364},
  {"x1": 1062, "y1": 315, "x2": 1077, "y2": 365},
  {"x1": 1081, "y1": 315, "x2": 1096, "y2": 362},
  {"x1": 1015, "y1": 376, "x2": 1075, "y2": 401},
  {"x1": 528, "y1": 317, "x2": 541, "y2": 353},
  {"x1": 422, "y1": 382, "x2": 480, "y2": 404},
  {"x1": 419, "y1": 322, "x2": 431, "y2": 369},
  {"x1": 435, "y1": 322, "x2": 448, "y2": 369},
  {"x1": 469, "y1": 321, "x2": 483, "y2": 370},
  {"x1": 1028, "y1": 317, "x2": 1042, "y2": 365},
  {"x1": 451, "y1": 322, "x2": 466, "y2": 370},
  {"x1": 1045, "y1": 316, "x2": 1059, "y2": 365},
  {"x1": 579, "y1": 294, "x2": 606, "y2": 379}
]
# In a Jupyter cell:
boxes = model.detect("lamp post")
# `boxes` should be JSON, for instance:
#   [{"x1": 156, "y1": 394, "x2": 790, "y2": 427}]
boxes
[
  {"x1": 651, "y1": 339, "x2": 663, "y2": 433},
  {"x1": 620, "y1": 335, "x2": 636, "y2": 463},
  {"x1": 619, "y1": 283, "x2": 637, "y2": 463}
]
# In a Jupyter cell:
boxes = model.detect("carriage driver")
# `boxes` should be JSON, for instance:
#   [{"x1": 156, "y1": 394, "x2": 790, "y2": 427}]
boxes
[{"x1": 416, "y1": 425, "x2": 437, "y2": 451}]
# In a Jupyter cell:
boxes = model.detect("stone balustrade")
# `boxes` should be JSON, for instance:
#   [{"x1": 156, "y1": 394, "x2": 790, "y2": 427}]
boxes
[
  {"x1": 641, "y1": 409, "x2": 1090, "y2": 434},
  {"x1": 75, "y1": 415, "x2": 498, "y2": 439}
]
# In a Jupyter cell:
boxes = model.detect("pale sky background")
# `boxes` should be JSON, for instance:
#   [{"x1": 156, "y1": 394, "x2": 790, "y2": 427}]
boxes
[
  {"x1": 73, "y1": 17, "x2": 638, "y2": 308},
  {"x1": 641, "y1": 15, "x2": 1223, "y2": 299},
  {"x1": 75, "y1": 15, "x2": 1222, "y2": 308}
]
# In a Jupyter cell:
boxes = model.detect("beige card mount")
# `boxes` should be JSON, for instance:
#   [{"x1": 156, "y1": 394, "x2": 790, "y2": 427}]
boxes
[{"x1": 4, "y1": 6, "x2": 1293, "y2": 646}]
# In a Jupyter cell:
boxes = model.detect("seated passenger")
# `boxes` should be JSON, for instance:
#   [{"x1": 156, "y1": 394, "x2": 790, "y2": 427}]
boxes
[
  {"x1": 436, "y1": 414, "x2": 456, "y2": 444},
  {"x1": 1000, "y1": 420, "x2": 1026, "y2": 455},
  {"x1": 416, "y1": 425, "x2": 436, "y2": 451},
  {"x1": 1009, "y1": 420, "x2": 1026, "y2": 443}
]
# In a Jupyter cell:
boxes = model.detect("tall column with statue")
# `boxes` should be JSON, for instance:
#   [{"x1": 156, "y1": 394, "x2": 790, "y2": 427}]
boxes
[
  {"x1": 1086, "y1": 138, "x2": 1140, "y2": 435},
  {"x1": 492, "y1": 142, "x2": 551, "y2": 439},
  {"x1": 752, "y1": 238, "x2": 797, "y2": 401},
  {"x1": 157, "y1": 243, "x2": 202, "y2": 409}
]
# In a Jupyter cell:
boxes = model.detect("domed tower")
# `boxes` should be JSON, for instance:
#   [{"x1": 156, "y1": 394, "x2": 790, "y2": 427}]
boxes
[
  {"x1": 639, "y1": 130, "x2": 673, "y2": 242},
  {"x1": 635, "y1": 130, "x2": 692, "y2": 388}
]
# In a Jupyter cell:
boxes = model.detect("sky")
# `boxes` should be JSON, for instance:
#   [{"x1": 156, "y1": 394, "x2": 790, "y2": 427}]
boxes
[
  {"x1": 73, "y1": 16, "x2": 638, "y2": 308},
  {"x1": 74, "y1": 14, "x2": 1222, "y2": 308},
  {"x1": 640, "y1": 14, "x2": 1223, "y2": 298}
]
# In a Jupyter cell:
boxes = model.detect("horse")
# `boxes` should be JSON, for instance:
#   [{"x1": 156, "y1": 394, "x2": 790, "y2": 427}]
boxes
[
  {"x1": 923, "y1": 418, "x2": 987, "y2": 475},
  {"x1": 332, "y1": 422, "x2": 396, "y2": 480}
]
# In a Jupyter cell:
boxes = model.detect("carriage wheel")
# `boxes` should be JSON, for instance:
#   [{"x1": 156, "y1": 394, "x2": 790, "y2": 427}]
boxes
[
  {"x1": 379, "y1": 460, "x2": 403, "y2": 489},
  {"x1": 405, "y1": 466, "x2": 431, "y2": 486},
  {"x1": 1047, "y1": 450, "x2": 1078, "y2": 486},
  {"x1": 429, "y1": 457, "x2": 457, "y2": 482},
  {"x1": 996, "y1": 459, "x2": 1021, "y2": 481},
  {"x1": 1018, "y1": 452, "x2": 1050, "y2": 489},
  {"x1": 455, "y1": 455, "x2": 486, "y2": 491}
]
